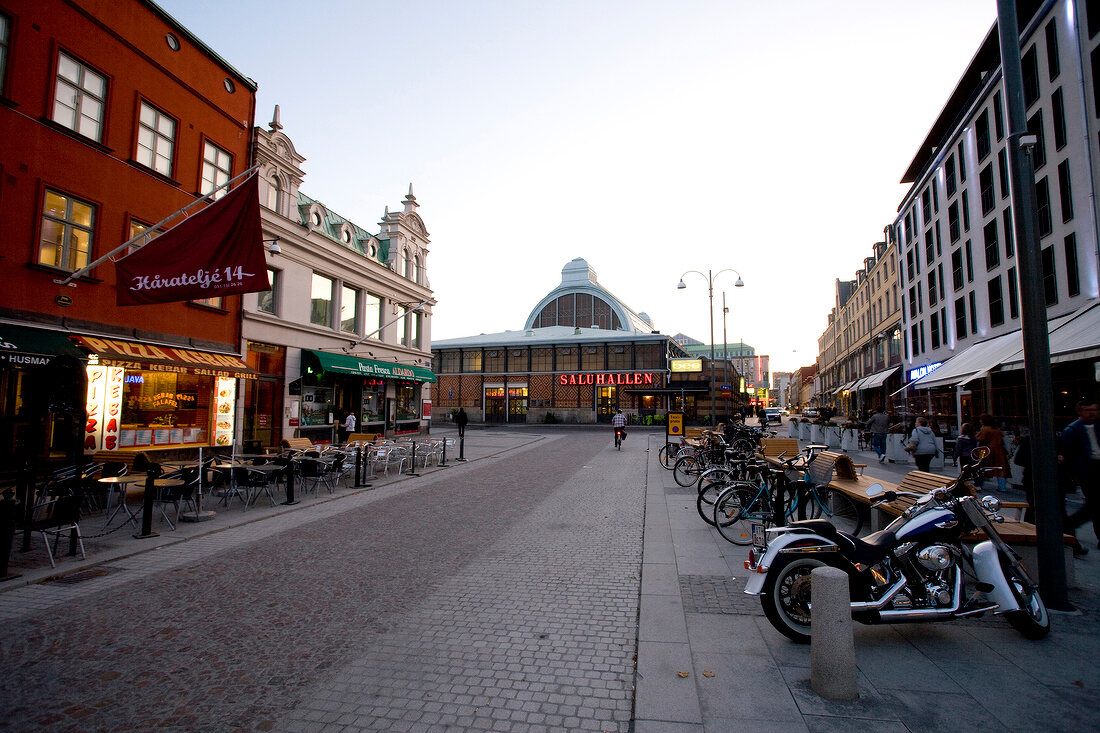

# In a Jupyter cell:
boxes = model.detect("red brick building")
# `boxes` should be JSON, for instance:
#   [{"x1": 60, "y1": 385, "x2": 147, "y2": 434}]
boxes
[{"x1": 0, "y1": 0, "x2": 257, "y2": 465}]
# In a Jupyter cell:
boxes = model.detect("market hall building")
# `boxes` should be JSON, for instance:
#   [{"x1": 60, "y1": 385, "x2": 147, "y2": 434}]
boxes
[{"x1": 431, "y1": 259, "x2": 698, "y2": 424}]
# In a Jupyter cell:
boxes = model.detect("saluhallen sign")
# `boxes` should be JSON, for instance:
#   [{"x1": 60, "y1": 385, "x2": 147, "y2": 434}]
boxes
[{"x1": 558, "y1": 372, "x2": 658, "y2": 386}]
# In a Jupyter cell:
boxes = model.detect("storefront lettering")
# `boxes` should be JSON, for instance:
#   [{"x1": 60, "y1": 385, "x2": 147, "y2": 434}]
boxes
[{"x1": 557, "y1": 372, "x2": 656, "y2": 386}]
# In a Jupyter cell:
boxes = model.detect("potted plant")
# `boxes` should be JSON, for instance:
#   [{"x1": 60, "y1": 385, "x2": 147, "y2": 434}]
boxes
[
  {"x1": 799, "y1": 418, "x2": 812, "y2": 440},
  {"x1": 886, "y1": 422, "x2": 910, "y2": 464},
  {"x1": 826, "y1": 421, "x2": 843, "y2": 448},
  {"x1": 810, "y1": 418, "x2": 827, "y2": 444},
  {"x1": 840, "y1": 421, "x2": 859, "y2": 451},
  {"x1": 788, "y1": 417, "x2": 800, "y2": 438}
]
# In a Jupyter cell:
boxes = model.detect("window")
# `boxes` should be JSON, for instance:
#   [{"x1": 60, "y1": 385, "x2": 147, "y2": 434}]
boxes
[
  {"x1": 340, "y1": 285, "x2": 358, "y2": 333},
  {"x1": 921, "y1": 188, "x2": 932, "y2": 222},
  {"x1": 948, "y1": 201, "x2": 960, "y2": 243},
  {"x1": 258, "y1": 268, "x2": 278, "y2": 314},
  {"x1": 976, "y1": 110, "x2": 991, "y2": 161},
  {"x1": 945, "y1": 155, "x2": 957, "y2": 197},
  {"x1": 924, "y1": 229, "x2": 935, "y2": 266},
  {"x1": 1003, "y1": 207, "x2": 1015, "y2": 259},
  {"x1": 954, "y1": 296, "x2": 967, "y2": 339},
  {"x1": 1022, "y1": 45, "x2": 1040, "y2": 109},
  {"x1": 401, "y1": 249, "x2": 413, "y2": 279},
  {"x1": 413, "y1": 255, "x2": 422, "y2": 285},
  {"x1": 531, "y1": 347, "x2": 553, "y2": 371},
  {"x1": 984, "y1": 220, "x2": 1000, "y2": 270},
  {"x1": 126, "y1": 218, "x2": 160, "y2": 255},
  {"x1": 0, "y1": 12, "x2": 9, "y2": 96},
  {"x1": 191, "y1": 295, "x2": 223, "y2": 309},
  {"x1": 1052, "y1": 88, "x2": 1067, "y2": 149},
  {"x1": 1035, "y1": 176, "x2": 1052, "y2": 237},
  {"x1": 1041, "y1": 246, "x2": 1058, "y2": 305},
  {"x1": 397, "y1": 306, "x2": 409, "y2": 346},
  {"x1": 1046, "y1": 20, "x2": 1060, "y2": 81},
  {"x1": 998, "y1": 148, "x2": 1009, "y2": 200},
  {"x1": 266, "y1": 174, "x2": 282, "y2": 213},
  {"x1": 957, "y1": 141, "x2": 967, "y2": 181},
  {"x1": 988, "y1": 276, "x2": 1004, "y2": 327},
  {"x1": 993, "y1": 91, "x2": 1005, "y2": 141},
  {"x1": 961, "y1": 190, "x2": 970, "y2": 231},
  {"x1": 979, "y1": 164, "x2": 996, "y2": 215},
  {"x1": 1057, "y1": 160, "x2": 1073, "y2": 222},
  {"x1": 930, "y1": 312, "x2": 941, "y2": 350},
  {"x1": 1065, "y1": 233, "x2": 1080, "y2": 297},
  {"x1": 39, "y1": 190, "x2": 94, "y2": 271},
  {"x1": 462, "y1": 350, "x2": 482, "y2": 373},
  {"x1": 409, "y1": 311, "x2": 420, "y2": 349},
  {"x1": 1007, "y1": 267, "x2": 1019, "y2": 320},
  {"x1": 201, "y1": 141, "x2": 232, "y2": 198},
  {"x1": 310, "y1": 273, "x2": 333, "y2": 327},
  {"x1": 969, "y1": 291, "x2": 978, "y2": 333},
  {"x1": 965, "y1": 240, "x2": 974, "y2": 282},
  {"x1": 53, "y1": 52, "x2": 106, "y2": 142},
  {"x1": 1027, "y1": 111, "x2": 1046, "y2": 169},
  {"x1": 136, "y1": 102, "x2": 175, "y2": 176},
  {"x1": 951, "y1": 248, "x2": 964, "y2": 289},
  {"x1": 363, "y1": 293, "x2": 381, "y2": 335}
]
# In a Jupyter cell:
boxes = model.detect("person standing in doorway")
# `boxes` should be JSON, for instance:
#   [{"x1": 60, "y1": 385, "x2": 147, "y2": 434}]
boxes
[
  {"x1": 454, "y1": 407, "x2": 469, "y2": 438},
  {"x1": 865, "y1": 406, "x2": 889, "y2": 463},
  {"x1": 1060, "y1": 399, "x2": 1100, "y2": 549}
]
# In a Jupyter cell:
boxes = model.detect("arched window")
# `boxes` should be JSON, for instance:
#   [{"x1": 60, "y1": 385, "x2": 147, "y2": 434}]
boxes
[
  {"x1": 266, "y1": 174, "x2": 281, "y2": 213},
  {"x1": 413, "y1": 255, "x2": 422, "y2": 284},
  {"x1": 402, "y1": 249, "x2": 413, "y2": 278}
]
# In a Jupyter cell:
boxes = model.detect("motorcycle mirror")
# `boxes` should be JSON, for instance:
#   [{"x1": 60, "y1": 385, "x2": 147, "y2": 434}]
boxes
[{"x1": 865, "y1": 482, "x2": 885, "y2": 498}]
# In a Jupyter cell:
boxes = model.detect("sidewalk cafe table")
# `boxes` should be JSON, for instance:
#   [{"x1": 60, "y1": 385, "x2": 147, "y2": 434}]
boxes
[{"x1": 98, "y1": 475, "x2": 143, "y2": 530}]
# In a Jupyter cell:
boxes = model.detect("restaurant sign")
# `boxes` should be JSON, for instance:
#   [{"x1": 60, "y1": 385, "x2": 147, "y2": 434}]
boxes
[
  {"x1": 670, "y1": 358, "x2": 703, "y2": 372},
  {"x1": 74, "y1": 336, "x2": 256, "y2": 379}
]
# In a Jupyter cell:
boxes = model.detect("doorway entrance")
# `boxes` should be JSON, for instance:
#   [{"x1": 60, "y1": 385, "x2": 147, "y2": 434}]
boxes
[
  {"x1": 596, "y1": 386, "x2": 617, "y2": 423},
  {"x1": 484, "y1": 387, "x2": 506, "y2": 423}
]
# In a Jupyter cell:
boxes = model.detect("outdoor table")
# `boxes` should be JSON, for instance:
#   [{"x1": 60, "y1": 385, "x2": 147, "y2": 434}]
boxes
[{"x1": 98, "y1": 475, "x2": 143, "y2": 529}]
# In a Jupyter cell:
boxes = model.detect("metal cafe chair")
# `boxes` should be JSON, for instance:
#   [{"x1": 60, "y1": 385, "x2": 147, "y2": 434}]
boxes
[{"x1": 19, "y1": 485, "x2": 86, "y2": 569}]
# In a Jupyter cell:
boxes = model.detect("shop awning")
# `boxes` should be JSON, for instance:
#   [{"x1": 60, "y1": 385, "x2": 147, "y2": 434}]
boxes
[
  {"x1": 304, "y1": 349, "x2": 436, "y2": 383},
  {"x1": 857, "y1": 366, "x2": 899, "y2": 390},
  {"x1": 73, "y1": 335, "x2": 257, "y2": 379},
  {"x1": 1000, "y1": 302, "x2": 1100, "y2": 370},
  {"x1": 0, "y1": 324, "x2": 87, "y2": 365},
  {"x1": 624, "y1": 385, "x2": 708, "y2": 394},
  {"x1": 833, "y1": 380, "x2": 856, "y2": 395}
]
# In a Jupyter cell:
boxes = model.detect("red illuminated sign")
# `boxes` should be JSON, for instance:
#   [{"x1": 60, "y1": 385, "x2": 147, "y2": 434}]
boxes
[{"x1": 558, "y1": 372, "x2": 656, "y2": 386}]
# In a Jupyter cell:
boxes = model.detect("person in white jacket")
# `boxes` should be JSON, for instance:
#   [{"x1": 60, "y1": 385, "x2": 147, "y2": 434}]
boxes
[{"x1": 908, "y1": 417, "x2": 939, "y2": 471}]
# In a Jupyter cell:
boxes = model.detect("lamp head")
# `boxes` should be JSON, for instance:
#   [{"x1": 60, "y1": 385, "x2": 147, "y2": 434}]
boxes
[
  {"x1": 734, "y1": 277, "x2": 744, "y2": 287},
  {"x1": 676, "y1": 280, "x2": 687, "y2": 289}
]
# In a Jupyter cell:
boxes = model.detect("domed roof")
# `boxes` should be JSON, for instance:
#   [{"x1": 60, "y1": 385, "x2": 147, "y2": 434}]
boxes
[{"x1": 525, "y1": 258, "x2": 655, "y2": 333}]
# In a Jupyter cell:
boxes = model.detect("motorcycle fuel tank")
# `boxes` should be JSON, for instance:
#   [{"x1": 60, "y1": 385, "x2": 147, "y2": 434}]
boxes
[{"x1": 894, "y1": 508, "x2": 958, "y2": 543}]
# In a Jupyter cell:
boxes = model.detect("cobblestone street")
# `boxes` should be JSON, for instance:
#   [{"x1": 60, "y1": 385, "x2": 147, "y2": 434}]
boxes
[{"x1": 0, "y1": 430, "x2": 647, "y2": 732}]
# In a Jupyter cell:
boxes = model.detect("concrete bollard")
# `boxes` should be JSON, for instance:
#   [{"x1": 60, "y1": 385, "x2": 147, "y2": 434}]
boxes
[{"x1": 810, "y1": 566, "x2": 858, "y2": 701}]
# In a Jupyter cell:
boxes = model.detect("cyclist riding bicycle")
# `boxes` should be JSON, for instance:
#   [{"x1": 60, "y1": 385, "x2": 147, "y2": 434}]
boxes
[{"x1": 612, "y1": 409, "x2": 627, "y2": 443}]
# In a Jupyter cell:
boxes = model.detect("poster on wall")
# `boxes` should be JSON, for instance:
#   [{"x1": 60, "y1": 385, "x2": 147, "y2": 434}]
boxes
[{"x1": 213, "y1": 376, "x2": 236, "y2": 447}]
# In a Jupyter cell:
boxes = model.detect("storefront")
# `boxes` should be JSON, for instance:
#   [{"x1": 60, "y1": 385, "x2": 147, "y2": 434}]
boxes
[
  {"x1": 243, "y1": 341, "x2": 287, "y2": 451},
  {"x1": 73, "y1": 336, "x2": 256, "y2": 453},
  {"x1": 0, "y1": 324, "x2": 88, "y2": 466},
  {"x1": 299, "y1": 350, "x2": 436, "y2": 441}
]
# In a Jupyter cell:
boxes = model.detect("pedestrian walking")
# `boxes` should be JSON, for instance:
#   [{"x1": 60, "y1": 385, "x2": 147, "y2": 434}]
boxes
[
  {"x1": 977, "y1": 414, "x2": 1010, "y2": 491},
  {"x1": 954, "y1": 423, "x2": 978, "y2": 467},
  {"x1": 341, "y1": 410, "x2": 356, "y2": 442},
  {"x1": 1059, "y1": 399, "x2": 1100, "y2": 550},
  {"x1": 454, "y1": 407, "x2": 468, "y2": 437},
  {"x1": 865, "y1": 406, "x2": 889, "y2": 463},
  {"x1": 907, "y1": 416, "x2": 939, "y2": 472}
]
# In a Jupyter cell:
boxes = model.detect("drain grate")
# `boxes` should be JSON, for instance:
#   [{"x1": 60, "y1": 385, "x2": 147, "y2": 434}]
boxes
[
  {"x1": 43, "y1": 566, "x2": 117, "y2": 585},
  {"x1": 680, "y1": 574, "x2": 762, "y2": 615}
]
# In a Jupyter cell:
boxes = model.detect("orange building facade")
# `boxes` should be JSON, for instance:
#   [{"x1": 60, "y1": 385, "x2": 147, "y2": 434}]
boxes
[{"x1": 0, "y1": 0, "x2": 257, "y2": 466}]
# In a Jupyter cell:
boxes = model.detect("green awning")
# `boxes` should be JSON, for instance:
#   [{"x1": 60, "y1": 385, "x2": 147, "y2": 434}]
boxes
[
  {"x1": 304, "y1": 350, "x2": 435, "y2": 383},
  {"x1": 0, "y1": 324, "x2": 86, "y2": 366}
]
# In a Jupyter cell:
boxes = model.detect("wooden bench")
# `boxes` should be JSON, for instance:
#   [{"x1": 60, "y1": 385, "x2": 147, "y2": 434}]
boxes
[
  {"x1": 346, "y1": 432, "x2": 381, "y2": 444},
  {"x1": 758, "y1": 437, "x2": 800, "y2": 461},
  {"x1": 281, "y1": 437, "x2": 315, "y2": 452},
  {"x1": 90, "y1": 450, "x2": 153, "y2": 476}
]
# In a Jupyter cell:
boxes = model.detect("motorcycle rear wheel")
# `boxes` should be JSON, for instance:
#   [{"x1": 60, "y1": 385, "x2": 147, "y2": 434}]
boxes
[
  {"x1": 1001, "y1": 555, "x2": 1050, "y2": 639},
  {"x1": 761, "y1": 555, "x2": 829, "y2": 643}
]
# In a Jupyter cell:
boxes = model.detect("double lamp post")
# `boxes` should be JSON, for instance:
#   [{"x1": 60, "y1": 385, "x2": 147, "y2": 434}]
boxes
[{"x1": 677, "y1": 269, "x2": 744, "y2": 426}]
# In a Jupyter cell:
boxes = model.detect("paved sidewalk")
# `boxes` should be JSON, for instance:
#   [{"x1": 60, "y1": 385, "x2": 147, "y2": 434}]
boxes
[{"x1": 636, "y1": 432, "x2": 1100, "y2": 732}]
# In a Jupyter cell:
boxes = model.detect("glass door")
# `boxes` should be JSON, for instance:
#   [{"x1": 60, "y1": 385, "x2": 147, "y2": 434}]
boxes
[
  {"x1": 596, "y1": 386, "x2": 617, "y2": 423},
  {"x1": 508, "y1": 387, "x2": 528, "y2": 423},
  {"x1": 484, "y1": 387, "x2": 505, "y2": 423}
]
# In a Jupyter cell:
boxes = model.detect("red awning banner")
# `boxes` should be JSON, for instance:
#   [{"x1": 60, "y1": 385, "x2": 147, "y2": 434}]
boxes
[
  {"x1": 115, "y1": 175, "x2": 268, "y2": 306},
  {"x1": 73, "y1": 335, "x2": 258, "y2": 379}
]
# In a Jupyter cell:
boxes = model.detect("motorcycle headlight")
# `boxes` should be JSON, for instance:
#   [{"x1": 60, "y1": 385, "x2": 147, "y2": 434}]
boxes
[{"x1": 979, "y1": 495, "x2": 1001, "y2": 513}]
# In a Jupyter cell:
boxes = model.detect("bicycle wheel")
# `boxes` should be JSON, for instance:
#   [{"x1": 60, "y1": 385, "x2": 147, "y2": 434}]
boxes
[
  {"x1": 815, "y1": 488, "x2": 864, "y2": 535},
  {"x1": 658, "y1": 444, "x2": 672, "y2": 468},
  {"x1": 713, "y1": 484, "x2": 758, "y2": 545},
  {"x1": 673, "y1": 455, "x2": 704, "y2": 487},
  {"x1": 696, "y1": 468, "x2": 737, "y2": 524}
]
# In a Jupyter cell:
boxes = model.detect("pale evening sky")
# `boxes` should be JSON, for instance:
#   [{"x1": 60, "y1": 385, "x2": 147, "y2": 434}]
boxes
[{"x1": 156, "y1": 0, "x2": 998, "y2": 374}]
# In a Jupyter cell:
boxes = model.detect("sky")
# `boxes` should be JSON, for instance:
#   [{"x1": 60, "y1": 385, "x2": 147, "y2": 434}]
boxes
[{"x1": 156, "y1": 0, "x2": 998, "y2": 373}]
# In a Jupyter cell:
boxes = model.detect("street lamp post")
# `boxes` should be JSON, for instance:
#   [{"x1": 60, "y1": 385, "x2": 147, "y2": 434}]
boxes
[{"x1": 677, "y1": 268, "x2": 744, "y2": 426}]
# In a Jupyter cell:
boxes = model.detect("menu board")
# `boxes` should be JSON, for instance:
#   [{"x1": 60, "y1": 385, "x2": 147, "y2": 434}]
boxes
[
  {"x1": 134, "y1": 429, "x2": 153, "y2": 446},
  {"x1": 213, "y1": 377, "x2": 236, "y2": 447},
  {"x1": 119, "y1": 430, "x2": 136, "y2": 447},
  {"x1": 153, "y1": 428, "x2": 172, "y2": 445}
]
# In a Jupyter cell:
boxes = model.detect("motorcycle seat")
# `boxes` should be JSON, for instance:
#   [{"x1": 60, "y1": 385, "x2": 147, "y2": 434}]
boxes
[{"x1": 787, "y1": 520, "x2": 896, "y2": 566}]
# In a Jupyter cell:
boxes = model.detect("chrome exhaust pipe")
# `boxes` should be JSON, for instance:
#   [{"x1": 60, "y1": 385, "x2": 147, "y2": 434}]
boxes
[
  {"x1": 849, "y1": 577, "x2": 907, "y2": 611},
  {"x1": 874, "y1": 573, "x2": 964, "y2": 621}
]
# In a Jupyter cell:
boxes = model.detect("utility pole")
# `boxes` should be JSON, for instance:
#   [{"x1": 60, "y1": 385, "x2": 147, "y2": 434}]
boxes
[{"x1": 996, "y1": 0, "x2": 1069, "y2": 609}]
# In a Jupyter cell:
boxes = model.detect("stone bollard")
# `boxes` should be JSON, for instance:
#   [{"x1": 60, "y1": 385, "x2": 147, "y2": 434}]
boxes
[{"x1": 810, "y1": 566, "x2": 858, "y2": 701}]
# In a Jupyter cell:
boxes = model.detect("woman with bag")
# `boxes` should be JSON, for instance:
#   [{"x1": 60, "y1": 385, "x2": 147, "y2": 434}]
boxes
[
  {"x1": 907, "y1": 416, "x2": 939, "y2": 472},
  {"x1": 977, "y1": 413, "x2": 1010, "y2": 491}
]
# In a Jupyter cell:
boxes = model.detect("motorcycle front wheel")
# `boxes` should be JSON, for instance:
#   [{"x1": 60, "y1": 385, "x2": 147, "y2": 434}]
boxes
[
  {"x1": 1001, "y1": 555, "x2": 1050, "y2": 639},
  {"x1": 761, "y1": 555, "x2": 830, "y2": 643}
]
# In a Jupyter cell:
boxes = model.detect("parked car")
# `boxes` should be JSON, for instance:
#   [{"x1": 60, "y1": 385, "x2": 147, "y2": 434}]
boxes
[
  {"x1": 764, "y1": 408, "x2": 782, "y2": 423},
  {"x1": 801, "y1": 408, "x2": 819, "y2": 418}
]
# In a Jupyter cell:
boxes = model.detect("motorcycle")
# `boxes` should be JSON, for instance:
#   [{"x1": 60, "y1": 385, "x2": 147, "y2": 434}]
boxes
[{"x1": 743, "y1": 447, "x2": 1050, "y2": 642}]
